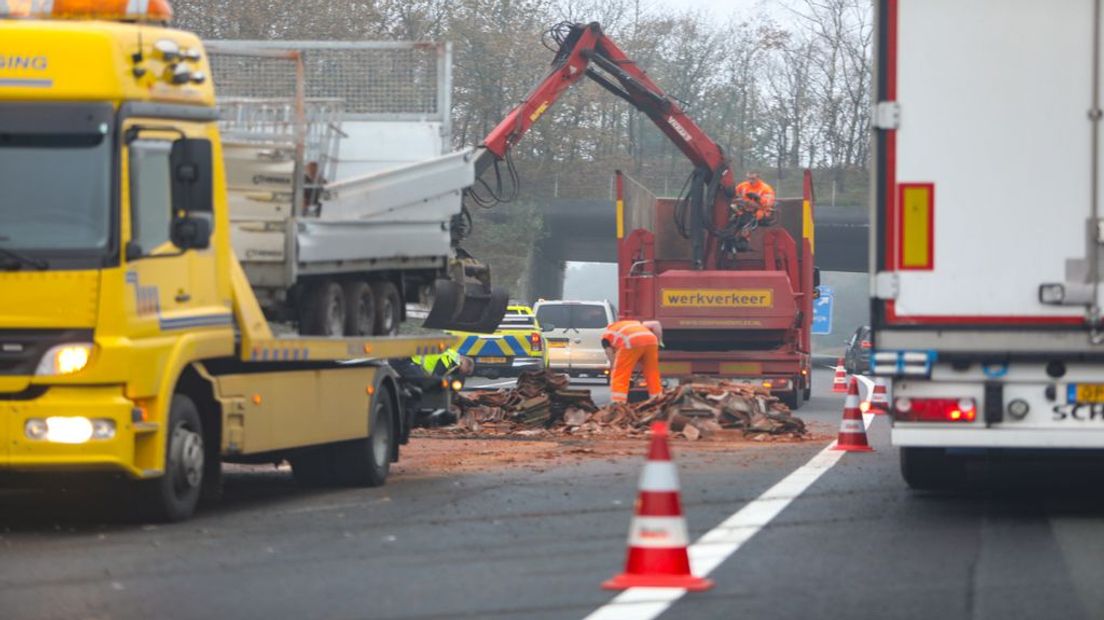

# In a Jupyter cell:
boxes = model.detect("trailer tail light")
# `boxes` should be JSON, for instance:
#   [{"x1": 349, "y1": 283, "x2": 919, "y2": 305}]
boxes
[
  {"x1": 894, "y1": 397, "x2": 977, "y2": 423},
  {"x1": 529, "y1": 332, "x2": 543, "y2": 352}
]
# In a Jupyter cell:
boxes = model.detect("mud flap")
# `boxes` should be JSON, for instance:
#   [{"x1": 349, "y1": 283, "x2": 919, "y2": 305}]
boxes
[{"x1": 422, "y1": 278, "x2": 508, "y2": 334}]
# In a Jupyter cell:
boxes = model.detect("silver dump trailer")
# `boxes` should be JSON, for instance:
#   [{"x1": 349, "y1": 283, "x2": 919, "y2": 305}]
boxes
[{"x1": 206, "y1": 41, "x2": 494, "y2": 336}]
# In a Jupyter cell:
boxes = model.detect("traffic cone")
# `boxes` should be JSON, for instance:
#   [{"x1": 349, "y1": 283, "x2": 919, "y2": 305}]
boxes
[
  {"x1": 869, "y1": 377, "x2": 890, "y2": 415},
  {"x1": 832, "y1": 378, "x2": 874, "y2": 452},
  {"x1": 602, "y1": 421, "x2": 714, "y2": 591},
  {"x1": 832, "y1": 357, "x2": 848, "y2": 393}
]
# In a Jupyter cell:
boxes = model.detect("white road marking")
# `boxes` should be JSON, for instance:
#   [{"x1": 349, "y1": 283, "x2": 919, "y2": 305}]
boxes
[
  {"x1": 467, "y1": 379, "x2": 517, "y2": 389},
  {"x1": 583, "y1": 408, "x2": 876, "y2": 620}
]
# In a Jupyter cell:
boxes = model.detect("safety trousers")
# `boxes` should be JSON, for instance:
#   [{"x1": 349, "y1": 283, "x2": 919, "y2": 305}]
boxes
[{"x1": 609, "y1": 344, "x2": 662, "y2": 403}]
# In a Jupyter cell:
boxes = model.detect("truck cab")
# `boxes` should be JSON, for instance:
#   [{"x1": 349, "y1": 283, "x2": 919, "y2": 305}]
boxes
[{"x1": 0, "y1": 3, "x2": 452, "y2": 521}]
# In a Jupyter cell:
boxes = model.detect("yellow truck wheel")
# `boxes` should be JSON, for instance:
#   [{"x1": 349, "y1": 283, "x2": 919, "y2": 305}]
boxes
[
  {"x1": 291, "y1": 387, "x2": 395, "y2": 487},
  {"x1": 134, "y1": 395, "x2": 205, "y2": 522},
  {"x1": 334, "y1": 388, "x2": 394, "y2": 486}
]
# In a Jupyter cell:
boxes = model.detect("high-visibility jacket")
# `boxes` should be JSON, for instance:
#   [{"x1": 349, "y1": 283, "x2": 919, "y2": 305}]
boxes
[
  {"x1": 601, "y1": 320, "x2": 658, "y2": 351},
  {"x1": 735, "y1": 179, "x2": 776, "y2": 209},
  {"x1": 412, "y1": 348, "x2": 460, "y2": 376}
]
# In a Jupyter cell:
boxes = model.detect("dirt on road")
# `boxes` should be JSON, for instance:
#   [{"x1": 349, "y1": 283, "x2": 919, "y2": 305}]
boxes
[{"x1": 397, "y1": 423, "x2": 835, "y2": 477}]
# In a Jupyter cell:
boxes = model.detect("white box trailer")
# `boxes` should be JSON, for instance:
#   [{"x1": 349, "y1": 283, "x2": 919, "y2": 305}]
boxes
[
  {"x1": 872, "y1": 0, "x2": 1104, "y2": 487},
  {"x1": 206, "y1": 41, "x2": 476, "y2": 337}
]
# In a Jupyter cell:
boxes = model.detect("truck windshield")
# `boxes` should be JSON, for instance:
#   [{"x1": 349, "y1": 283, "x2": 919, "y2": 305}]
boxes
[{"x1": 0, "y1": 103, "x2": 114, "y2": 266}]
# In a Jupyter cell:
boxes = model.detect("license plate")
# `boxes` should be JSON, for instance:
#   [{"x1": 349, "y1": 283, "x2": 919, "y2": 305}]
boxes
[
  {"x1": 549, "y1": 341, "x2": 568, "y2": 348},
  {"x1": 479, "y1": 356, "x2": 507, "y2": 364},
  {"x1": 1070, "y1": 384, "x2": 1104, "y2": 403}
]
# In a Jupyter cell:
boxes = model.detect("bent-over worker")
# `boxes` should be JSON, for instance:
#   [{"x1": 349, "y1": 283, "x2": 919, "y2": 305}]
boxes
[{"x1": 602, "y1": 319, "x2": 664, "y2": 403}]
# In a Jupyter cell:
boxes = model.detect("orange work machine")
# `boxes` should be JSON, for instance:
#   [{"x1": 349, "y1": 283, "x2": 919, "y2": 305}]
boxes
[{"x1": 617, "y1": 170, "x2": 817, "y2": 409}]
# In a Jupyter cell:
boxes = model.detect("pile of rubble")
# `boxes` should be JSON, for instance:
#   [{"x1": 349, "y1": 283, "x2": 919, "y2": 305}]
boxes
[
  {"x1": 453, "y1": 370, "x2": 599, "y2": 433},
  {"x1": 451, "y1": 370, "x2": 806, "y2": 440}
]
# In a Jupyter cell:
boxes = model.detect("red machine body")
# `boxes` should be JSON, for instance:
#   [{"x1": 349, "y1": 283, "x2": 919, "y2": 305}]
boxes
[
  {"x1": 616, "y1": 171, "x2": 815, "y2": 406},
  {"x1": 472, "y1": 22, "x2": 817, "y2": 406}
]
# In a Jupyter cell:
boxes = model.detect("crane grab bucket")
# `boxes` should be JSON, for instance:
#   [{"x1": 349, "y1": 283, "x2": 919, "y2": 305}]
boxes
[{"x1": 422, "y1": 279, "x2": 509, "y2": 334}]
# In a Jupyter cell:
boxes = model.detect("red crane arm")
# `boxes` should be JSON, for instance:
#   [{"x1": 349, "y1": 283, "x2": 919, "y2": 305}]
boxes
[{"x1": 477, "y1": 22, "x2": 734, "y2": 195}]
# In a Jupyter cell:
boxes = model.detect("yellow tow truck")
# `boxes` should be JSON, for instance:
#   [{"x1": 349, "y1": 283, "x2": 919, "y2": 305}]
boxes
[{"x1": 0, "y1": 1, "x2": 453, "y2": 521}]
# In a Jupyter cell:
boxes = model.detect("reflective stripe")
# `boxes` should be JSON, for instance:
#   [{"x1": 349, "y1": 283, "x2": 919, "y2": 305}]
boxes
[
  {"x1": 839, "y1": 419, "x2": 865, "y2": 433},
  {"x1": 843, "y1": 393, "x2": 859, "y2": 409},
  {"x1": 628, "y1": 516, "x2": 689, "y2": 548},
  {"x1": 604, "y1": 321, "x2": 658, "y2": 350},
  {"x1": 638, "y1": 461, "x2": 679, "y2": 492}
]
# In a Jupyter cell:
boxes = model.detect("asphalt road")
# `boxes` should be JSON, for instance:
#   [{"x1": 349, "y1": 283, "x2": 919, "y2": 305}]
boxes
[{"x1": 3, "y1": 369, "x2": 1104, "y2": 619}]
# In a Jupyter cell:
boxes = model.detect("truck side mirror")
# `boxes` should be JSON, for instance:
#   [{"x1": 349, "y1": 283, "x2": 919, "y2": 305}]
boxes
[
  {"x1": 171, "y1": 215, "x2": 212, "y2": 251},
  {"x1": 169, "y1": 138, "x2": 213, "y2": 250}
]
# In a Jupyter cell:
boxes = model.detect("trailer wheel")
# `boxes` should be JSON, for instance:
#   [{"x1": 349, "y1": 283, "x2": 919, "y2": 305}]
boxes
[
  {"x1": 372, "y1": 281, "x2": 402, "y2": 336},
  {"x1": 343, "y1": 280, "x2": 376, "y2": 336},
  {"x1": 135, "y1": 395, "x2": 205, "y2": 522},
  {"x1": 301, "y1": 280, "x2": 346, "y2": 336},
  {"x1": 802, "y1": 376, "x2": 812, "y2": 402},
  {"x1": 900, "y1": 447, "x2": 964, "y2": 490},
  {"x1": 333, "y1": 388, "x2": 394, "y2": 486}
]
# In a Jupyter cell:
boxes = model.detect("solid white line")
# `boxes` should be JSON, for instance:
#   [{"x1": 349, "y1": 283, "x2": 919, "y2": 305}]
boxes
[{"x1": 583, "y1": 413, "x2": 875, "y2": 620}]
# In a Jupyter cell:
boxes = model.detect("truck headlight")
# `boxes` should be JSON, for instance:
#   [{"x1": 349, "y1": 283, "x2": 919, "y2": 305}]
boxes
[
  {"x1": 35, "y1": 343, "x2": 93, "y2": 376},
  {"x1": 24, "y1": 417, "x2": 115, "y2": 443}
]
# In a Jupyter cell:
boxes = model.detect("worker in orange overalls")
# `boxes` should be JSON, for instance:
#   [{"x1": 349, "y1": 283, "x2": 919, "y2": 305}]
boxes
[
  {"x1": 734, "y1": 169, "x2": 776, "y2": 219},
  {"x1": 602, "y1": 319, "x2": 664, "y2": 403},
  {"x1": 729, "y1": 169, "x2": 777, "y2": 252}
]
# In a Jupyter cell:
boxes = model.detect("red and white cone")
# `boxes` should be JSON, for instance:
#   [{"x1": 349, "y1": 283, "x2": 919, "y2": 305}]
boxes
[
  {"x1": 832, "y1": 378, "x2": 874, "y2": 452},
  {"x1": 602, "y1": 422, "x2": 714, "y2": 591},
  {"x1": 869, "y1": 377, "x2": 890, "y2": 415},
  {"x1": 832, "y1": 357, "x2": 848, "y2": 393}
]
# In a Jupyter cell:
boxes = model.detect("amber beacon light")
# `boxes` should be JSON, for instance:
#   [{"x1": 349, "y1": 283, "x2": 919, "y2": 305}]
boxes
[{"x1": 0, "y1": 0, "x2": 174, "y2": 21}]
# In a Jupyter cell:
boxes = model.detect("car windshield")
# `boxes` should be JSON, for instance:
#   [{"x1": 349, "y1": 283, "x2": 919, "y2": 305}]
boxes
[
  {"x1": 0, "y1": 103, "x2": 113, "y2": 261},
  {"x1": 536, "y1": 304, "x2": 608, "y2": 330},
  {"x1": 572, "y1": 305, "x2": 608, "y2": 329},
  {"x1": 535, "y1": 305, "x2": 569, "y2": 329}
]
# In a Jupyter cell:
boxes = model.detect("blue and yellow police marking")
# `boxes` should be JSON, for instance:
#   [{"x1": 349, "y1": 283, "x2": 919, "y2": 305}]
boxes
[{"x1": 456, "y1": 334, "x2": 530, "y2": 357}]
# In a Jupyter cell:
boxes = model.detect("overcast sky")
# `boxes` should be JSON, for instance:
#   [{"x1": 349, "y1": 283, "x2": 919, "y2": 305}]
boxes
[{"x1": 646, "y1": 0, "x2": 792, "y2": 21}]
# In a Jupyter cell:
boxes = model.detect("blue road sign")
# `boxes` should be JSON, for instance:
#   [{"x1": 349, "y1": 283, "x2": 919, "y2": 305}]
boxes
[{"x1": 812, "y1": 285, "x2": 834, "y2": 335}]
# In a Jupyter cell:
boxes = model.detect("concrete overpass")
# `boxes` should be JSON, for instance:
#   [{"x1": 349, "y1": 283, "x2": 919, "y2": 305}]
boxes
[{"x1": 528, "y1": 198, "x2": 869, "y2": 300}]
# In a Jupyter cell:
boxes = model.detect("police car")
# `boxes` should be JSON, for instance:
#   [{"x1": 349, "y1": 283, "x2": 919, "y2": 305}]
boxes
[{"x1": 449, "y1": 305, "x2": 549, "y2": 379}]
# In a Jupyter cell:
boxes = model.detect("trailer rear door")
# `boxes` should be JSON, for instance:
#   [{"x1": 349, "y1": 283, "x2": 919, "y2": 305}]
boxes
[{"x1": 874, "y1": 0, "x2": 1100, "y2": 329}]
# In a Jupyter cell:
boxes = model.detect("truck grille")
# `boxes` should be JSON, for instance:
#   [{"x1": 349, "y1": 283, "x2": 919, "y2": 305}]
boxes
[{"x1": 0, "y1": 329, "x2": 93, "y2": 376}]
